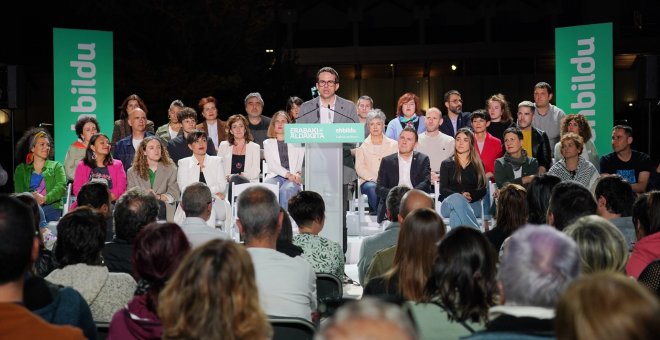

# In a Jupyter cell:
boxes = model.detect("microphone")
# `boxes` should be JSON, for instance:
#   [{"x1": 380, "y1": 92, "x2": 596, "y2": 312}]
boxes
[
  {"x1": 326, "y1": 104, "x2": 356, "y2": 123},
  {"x1": 297, "y1": 102, "x2": 320, "y2": 121}
]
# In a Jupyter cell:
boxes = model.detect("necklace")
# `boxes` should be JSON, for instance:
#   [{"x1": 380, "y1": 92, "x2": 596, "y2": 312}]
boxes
[{"x1": 234, "y1": 141, "x2": 246, "y2": 155}]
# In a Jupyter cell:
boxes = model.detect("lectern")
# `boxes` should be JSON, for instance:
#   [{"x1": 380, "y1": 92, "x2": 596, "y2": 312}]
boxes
[{"x1": 285, "y1": 123, "x2": 363, "y2": 246}]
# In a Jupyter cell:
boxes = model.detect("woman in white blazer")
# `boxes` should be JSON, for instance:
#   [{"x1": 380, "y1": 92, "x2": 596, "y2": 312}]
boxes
[
  {"x1": 217, "y1": 114, "x2": 261, "y2": 200},
  {"x1": 127, "y1": 136, "x2": 180, "y2": 222},
  {"x1": 176, "y1": 130, "x2": 230, "y2": 227},
  {"x1": 264, "y1": 110, "x2": 304, "y2": 210}
]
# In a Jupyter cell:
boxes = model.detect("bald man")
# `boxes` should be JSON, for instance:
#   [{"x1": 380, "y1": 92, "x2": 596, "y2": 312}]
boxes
[
  {"x1": 113, "y1": 108, "x2": 154, "y2": 172},
  {"x1": 362, "y1": 189, "x2": 434, "y2": 284}
]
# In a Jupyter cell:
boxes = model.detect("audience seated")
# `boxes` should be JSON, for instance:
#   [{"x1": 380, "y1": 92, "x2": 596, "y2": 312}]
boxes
[
  {"x1": 111, "y1": 94, "x2": 155, "y2": 145},
  {"x1": 547, "y1": 181, "x2": 597, "y2": 231},
  {"x1": 363, "y1": 189, "x2": 434, "y2": 284},
  {"x1": 484, "y1": 183, "x2": 528, "y2": 252},
  {"x1": 112, "y1": 108, "x2": 154, "y2": 172},
  {"x1": 109, "y1": 222, "x2": 190, "y2": 339},
  {"x1": 626, "y1": 191, "x2": 660, "y2": 279},
  {"x1": 13, "y1": 192, "x2": 56, "y2": 277},
  {"x1": 526, "y1": 174, "x2": 561, "y2": 224},
  {"x1": 376, "y1": 126, "x2": 431, "y2": 223},
  {"x1": 0, "y1": 195, "x2": 85, "y2": 339},
  {"x1": 73, "y1": 133, "x2": 127, "y2": 204},
  {"x1": 275, "y1": 207, "x2": 304, "y2": 257},
  {"x1": 595, "y1": 175, "x2": 637, "y2": 251},
  {"x1": 494, "y1": 126, "x2": 539, "y2": 189},
  {"x1": 552, "y1": 114, "x2": 600, "y2": 171},
  {"x1": 289, "y1": 191, "x2": 344, "y2": 278},
  {"x1": 195, "y1": 96, "x2": 228, "y2": 151},
  {"x1": 357, "y1": 186, "x2": 410, "y2": 284},
  {"x1": 159, "y1": 239, "x2": 273, "y2": 339},
  {"x1": 46, "y1": 207, "x2": 136, "y2": 323},
  {"x1": 64, "y1": 116, "x2": 100, "y2": 181},
  {"x1": 564, "y1": 215, "x2": 628, "y2": 274},
  {"x1": 217, "y1": 114, "x2": 261, "y2": 193},
  {"x1": 178, "y1": 182, "x2": 230, "y2": 248},
  {"x1": 263, "y1": 110, "x2": 304, "y2": 210},
  {"x1": 103, "y1": 187, "x2": 159, "y2": 277},
  {"x1": 485, "y1": 93, "x2": 515, "y2": 142},
  {"x1": 556, "y1": 272, "x2": 660, "y2": 340},
  {"x1": 466, "y1": 225, "x2": 580, "y2": 339},
  {"x1": 548, "y1": 133, "x2": 599, "y2": 190},
  {"x1": 166, "y1": 107, "x2": 216, "y2": 164},
  {"x1": 76, "y1": 182, "x2": 113, "y2": 241},
  {"x1": 355, "y1": 109, "x2": 398, "y2": 213},
  {"x1": 127, "y1": 135, "x2": 180, "y2": 221},
  {"x1": 439, "y1": 127, "x2": 488, "y2": 229},
  {"x1": 407, "y1": 227, "x2": 497, "y2": 339},
  {"x1": 415, "y1": 107, "x2": 455, "y2": 184},
  {"x1": 237, "y1": 186, "x2": 317, "y2": 321},
  {"x1": 385, "y1": 92, "x2": 426, "y2": 140},
  {"x1": 363, "y1": 208, "x2": 446, "y2": 304},
  {"x1": 155, "y1": 99, "x2": 184, "y2": 142},
  {"x1": 317, "y1": 297, "x2": 417, "y2": 340}
]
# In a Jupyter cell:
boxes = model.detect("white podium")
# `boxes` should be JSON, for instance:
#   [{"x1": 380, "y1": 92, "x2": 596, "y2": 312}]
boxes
[{"x1": 286, "y1": 124, "x2": 363, "y2": 246}]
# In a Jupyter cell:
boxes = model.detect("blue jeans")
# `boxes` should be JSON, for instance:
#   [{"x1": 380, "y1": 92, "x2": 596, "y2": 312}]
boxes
[
  {"x1": 41, "y1": 204, "x2": 62, "y2": 223},
  {"x1": 360, "y1": 181, "x2": 378, "y2": 212},
  {"x1": 265, "y1": 176, "x2": 302, "y2": 211},
  {"x1": 440, "y1": 193, "x2": 482, "y2": 229}
]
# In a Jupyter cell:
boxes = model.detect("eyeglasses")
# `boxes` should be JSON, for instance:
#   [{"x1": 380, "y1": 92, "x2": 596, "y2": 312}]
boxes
[{"x1": 318, "y1": 80, "x2": 337, "y2": 87}]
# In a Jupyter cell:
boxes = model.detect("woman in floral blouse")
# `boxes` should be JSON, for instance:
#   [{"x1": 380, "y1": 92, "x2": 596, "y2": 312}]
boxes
[{"x1": 288, "y1": 191, "x2": 344, "y2": 279}]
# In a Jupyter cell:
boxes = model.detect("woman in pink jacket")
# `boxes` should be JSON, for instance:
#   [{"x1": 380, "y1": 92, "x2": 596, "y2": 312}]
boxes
[{"x1": 73, "y1": 133, "x2": 127, "y2": 203}]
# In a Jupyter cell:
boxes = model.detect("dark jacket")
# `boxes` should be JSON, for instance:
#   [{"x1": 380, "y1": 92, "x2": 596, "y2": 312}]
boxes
[
  {"x1": 102, "y1": 238, "x2": 134, "y2": 278},
  {"x1": 529, "y1": 127, "x2": 552, "y2": 171},
  {"x1": 166, "y1": 133, "x2": 217, "y2": 164},
  {"x1": 376, "y1": 151, "x2": 431, "y2": 222},
  {"x1": 494, "y1": 156, "x2": 539, "y2": 188},
  {"x1": 440, "y1": 112, "x2": 471, "y2": 137},
  {"x1": 113, "y1": 132, "x2": 155, "y2": 172}
]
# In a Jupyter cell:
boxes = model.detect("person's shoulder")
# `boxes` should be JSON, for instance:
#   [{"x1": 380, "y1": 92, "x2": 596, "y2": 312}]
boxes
[
  {"x1": 381, "y1": 153, "x2": 398, "y2": 162},
  {"x1": 632, "y1": 149, "x2": 651, "y2": 160},
  {"x1": 111, "y1": 159, "x2": 124, "y2": 168}
]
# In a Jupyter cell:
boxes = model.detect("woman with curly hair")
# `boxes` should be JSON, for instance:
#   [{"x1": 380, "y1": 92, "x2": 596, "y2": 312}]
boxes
[
  {"x1": 553, "y1": 114, "x2": 599, "y2": 170},
  {"x1": 14, "y1": 127, "x2": 67, "y2": 222},
  {"x1": 406, "y1": 227, "x2": 498, "y2": 339},
  {"x1": 127, "y1": 136, "x2": 180, "y2": 221},
  {"x1": 63, "y1": 116, "x2": 99, "y2": 181},
  {"x1": 73, "y1": 133, "x2": 127, "y2": 203},
  {"x1": 159, "y1": 239, "x2": 272, "y2": 340}
]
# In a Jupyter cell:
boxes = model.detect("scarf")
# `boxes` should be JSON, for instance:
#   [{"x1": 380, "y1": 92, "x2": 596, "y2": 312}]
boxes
[
  {"x1": 504, "y1": 149, "x2": 529, "y2": 171},
  {"x1": 398, "y1": 115, "x2": 419, "y2": 130}
]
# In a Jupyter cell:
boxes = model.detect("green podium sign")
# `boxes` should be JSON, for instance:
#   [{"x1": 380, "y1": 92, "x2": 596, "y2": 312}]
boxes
[{"x1": 285, "y1": 123, "x2": 364, "y2": 143}]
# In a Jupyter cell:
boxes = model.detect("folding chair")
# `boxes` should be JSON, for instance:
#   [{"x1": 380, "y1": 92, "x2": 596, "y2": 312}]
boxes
[{"x1": 269, "y1": 316, "x2": 316, "y2": 340}]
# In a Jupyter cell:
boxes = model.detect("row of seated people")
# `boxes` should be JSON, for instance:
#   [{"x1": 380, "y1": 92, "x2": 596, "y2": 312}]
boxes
[{"x1": 5, "y1": 180, "x2": 660, "y2": 339}]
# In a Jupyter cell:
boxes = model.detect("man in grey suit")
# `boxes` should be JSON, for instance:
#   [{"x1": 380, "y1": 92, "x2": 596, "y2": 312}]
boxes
[
  {"x1": 297, "y1": 66, "x2": 360, "y2": 253},
  {"x1": 179, "y1": 182, "x2": 230, "y2": 248}
]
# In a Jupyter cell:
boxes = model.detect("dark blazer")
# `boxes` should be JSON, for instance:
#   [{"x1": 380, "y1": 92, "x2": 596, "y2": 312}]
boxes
[
  {"x1": 166, "y1": 134, "x2": 217, "y2": 164},
  {"x1": 530, "y1": 127, "x2": 552, "y2": 170},
  {"x1": 494, "y1": 156, "x2": 539, "y2": 188},
  {"x1": 112, "y1": 132, "x2": 154, "y2": 172},
  {"x1": 439, "y1": 112, "x2": 471, "y2": 137},
  {"x1": 376, "y1": 151, "x2": 431, "y2": 222},
  {"x1": 297, "y1": 95, "x2": 359, "y2": 123},
  {"x1": 111, "y1": 119, "x2": 155, "y2": 145}
]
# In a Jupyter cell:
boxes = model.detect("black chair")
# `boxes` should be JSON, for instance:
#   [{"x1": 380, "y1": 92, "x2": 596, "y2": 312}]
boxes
[
  {"x1": 96, "y1": 321, "x2": 109, "y2": 340},
  {"x1": 270, "y1": 316, "x2": 316, "y2": 340},
  {"x1": 639, "y1": 259, "x2": 660, "y2": 298},
  {"x1": 316, "y1": 273, "x2": 343, "y2": 318}
]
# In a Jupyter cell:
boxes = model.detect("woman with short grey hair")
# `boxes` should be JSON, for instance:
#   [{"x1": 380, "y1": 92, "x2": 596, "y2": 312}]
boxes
[{"x1": 355, "y1": 109, "x2": 398, "y2": 213}]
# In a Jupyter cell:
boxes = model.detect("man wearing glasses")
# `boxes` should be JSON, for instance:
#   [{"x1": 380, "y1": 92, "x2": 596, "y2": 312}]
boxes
[
  {"x1": 440, "y1": 90, "x2": 472, "y2": 136},
  {"x1": 297, "y1": 66, "x2": 359, "y2": 124}
]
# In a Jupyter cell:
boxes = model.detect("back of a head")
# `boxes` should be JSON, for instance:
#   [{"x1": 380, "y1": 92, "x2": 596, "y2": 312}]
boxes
[
  {"x1": 632, "y1": 191, "x2": 660, "y2": 237},
  {"x1": 0, "y1": 195, "x2": 35, "y2": 284},
  {"x1": 430, "y1": 227, "x2": 498, "y2": 323},
  {"x1": 317, "y1": 298, "x2": 417, "y2": 340},
  {"x1": 113, "y1": 187, "x2": 159, "y2": 242},
  {"x1": 77, "y1": 182, "x2": 111, "y2": 209},
  {"x1": 386, "y1": 186, "x2": 411, "y2": 222},
  {"x1": 399, "y1": 189, "x2": 434, "y2": 220},
  {"x1": 55, "y1": 207, "x2": 106, "y2": 267},
  {"x1": 159, "y1": 239, "x2": 271, "y2": 339},
  {"x1": 594, "y1": 175, "x2": 635, "y2": 217},
  {"x1": 556, "y1": 272, "x2": 660, "y2": 340},
  {"x1": 132, "y1": 222, "x2": 190, "y2": 299},
  {"x1": 495, "y1": 183, "x2": 528, "y2": 236},
  {"x1": 237, "y1": 186, "x2": 280, "y2": 243},
  {"x1": 548, "y1": 181, "x2": 597, "y2": 231},
  {"x1": 499, "y1": 225, "x2": 580, "y2": 308},
  {"x1": 277, "y1": 207, "x2": 294, "y2": 243},
  {"x1": 564, "y1": 215, "x2": 628, "y2": 274},
  {"x1": 527, "y1": 174, "x2": 561, "y2": 224},
  {"x1": 12, "y1": 193, "x2": 41, "y2": 233},
  {"x1": 181, "y1": 182, "x2": 211, "y2": 217},
  {"x1": 393, "y1": 208, "x2": 446, "y2": 301},
  {"x1": 288, "y1": 191, "x2": 325, "y2": 227}
]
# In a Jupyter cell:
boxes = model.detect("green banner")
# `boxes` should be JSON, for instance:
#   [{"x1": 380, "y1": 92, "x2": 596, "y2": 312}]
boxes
[
  {"x1": 555, "y1": 23, "x2": 613, "y2": 155},
  {"x1": 53, "y1": 28, "x2": 114, "y2": 163},
  {"x1": 285, "y1": 123, "x2": 364, "y2": 143}
]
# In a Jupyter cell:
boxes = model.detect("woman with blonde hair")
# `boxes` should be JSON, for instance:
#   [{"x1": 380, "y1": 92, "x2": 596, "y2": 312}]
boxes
[
  {"x1": 439, "y1": 128, "x2": 488, "y2": 229},
  {"x1": 564, "y1": 215, "x2": 628, "y2": 274},
  {"x1": 556, "y1": 272, "x2": 660, "y2": 340},
  {"x1": 263, "y1": 110, "x2": 304, "y2": 210},
  {"x1": 385, "y1": 92, "x2": 426, "y2": 140},
  {"x1": 159, "y1": 239, "x2": 272, "y2": 340},
  {"x1": 127, "y1": 136, "x2": 180, "y2": 221},
  {"x1": 548, "y1": 133, "x2": 599, "y2": 190},
  {"x1": 553, "y1": 114, "x2": 599, "y2": 170}
]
